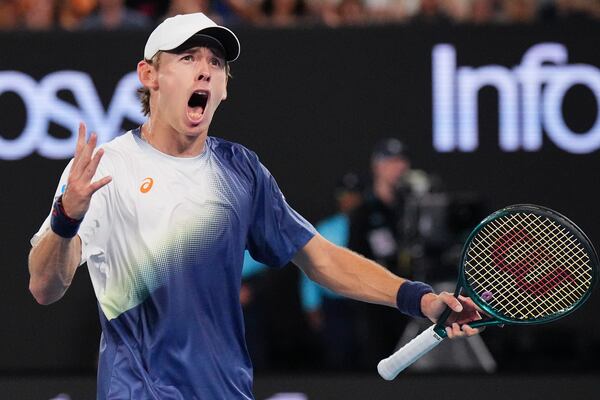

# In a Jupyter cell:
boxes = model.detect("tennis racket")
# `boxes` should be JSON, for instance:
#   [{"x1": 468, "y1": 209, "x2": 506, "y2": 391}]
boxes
[{"x1": 377, "y1": 204, "x2": 598, "y2": 380}]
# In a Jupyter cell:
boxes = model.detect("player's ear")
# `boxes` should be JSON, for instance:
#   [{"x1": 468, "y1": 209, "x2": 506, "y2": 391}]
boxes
[
  {"x1": 221, "y1": 63, "x2": 230, "y2": 101},
  {"x1": 221, "y1": 76, "x2": 228, "y2": 101},
  {"x1": 137, "y1": 59, "x2": 158, "y2": 90}
]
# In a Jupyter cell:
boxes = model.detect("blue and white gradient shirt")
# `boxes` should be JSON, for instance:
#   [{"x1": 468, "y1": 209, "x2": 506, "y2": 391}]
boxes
[{"x1": 32, "y1": 129, "x2": 316, "y2": 399}]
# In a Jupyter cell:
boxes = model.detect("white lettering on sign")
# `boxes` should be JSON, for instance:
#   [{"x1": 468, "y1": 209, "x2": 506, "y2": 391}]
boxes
[
  {"x1": 0, "y1": 71, "x2": 144, "y2": 160},
  {"x1": 432, "y1": 43, "x2": 600, "y2": 154}
]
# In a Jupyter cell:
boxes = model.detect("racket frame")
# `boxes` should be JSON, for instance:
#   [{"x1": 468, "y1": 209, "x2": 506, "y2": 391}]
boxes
[{"x1": 433, "y1": 204, "x2": 599, "y2": 338}]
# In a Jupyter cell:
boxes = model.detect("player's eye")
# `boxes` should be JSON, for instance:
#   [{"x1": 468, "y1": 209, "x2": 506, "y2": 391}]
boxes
[
  {"x1": 210, "y1": 57, "x2": 224, "y2": 67},
  {"x1": 181, "y1": 55, "x2": 194, "y2": 62}
]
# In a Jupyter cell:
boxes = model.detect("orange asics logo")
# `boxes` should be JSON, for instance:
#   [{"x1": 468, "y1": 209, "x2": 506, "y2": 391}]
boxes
[{"x1": 140, "y1": 177, "x2": 154, "y2": 193}]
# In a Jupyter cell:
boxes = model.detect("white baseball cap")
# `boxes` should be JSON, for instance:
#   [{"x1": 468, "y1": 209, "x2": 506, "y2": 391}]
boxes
[{"x1": 144, "y1": 13, "x2": 240, "y2": 62}]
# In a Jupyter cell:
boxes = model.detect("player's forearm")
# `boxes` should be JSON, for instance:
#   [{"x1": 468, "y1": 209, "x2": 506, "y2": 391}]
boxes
[
  {"x1": 297, "y1": 238, "x2": 403, "y2": 308},
  {"x1": 28, "y1": 231, "x2": 81, "y2": 305},
  {"x1": 319, "y1": 246, "x2": 403, "y2": 307}
]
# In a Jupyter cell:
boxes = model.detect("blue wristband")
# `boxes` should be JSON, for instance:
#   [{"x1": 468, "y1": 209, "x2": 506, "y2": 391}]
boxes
[
  {"x1": 396, "y1": 280, "x2": 434, "y2": 318},
  {"x1": 50, "y1": 195, "x2": 83, "y2": 239}
]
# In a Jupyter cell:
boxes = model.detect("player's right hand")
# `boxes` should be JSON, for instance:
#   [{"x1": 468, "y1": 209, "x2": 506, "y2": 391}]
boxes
[
  {"x1": 421, "y1": 292, "x2": 483, "y2": 338},
  {"x1": 61, "y1": 122, "x2": 112, "y2": 220}
]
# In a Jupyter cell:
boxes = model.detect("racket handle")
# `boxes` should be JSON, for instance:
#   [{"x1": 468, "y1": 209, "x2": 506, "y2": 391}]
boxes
[{"x1": 377, "y1": 325, "x2": 444, "y2": 380}]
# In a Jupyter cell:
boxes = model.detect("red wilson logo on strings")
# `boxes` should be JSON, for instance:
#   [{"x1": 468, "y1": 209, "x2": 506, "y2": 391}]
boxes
[{"x1": 491, "y1": 228, "x2": 575, "y2": 296}]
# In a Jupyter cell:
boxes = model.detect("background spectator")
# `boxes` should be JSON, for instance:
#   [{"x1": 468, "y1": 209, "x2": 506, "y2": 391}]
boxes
[
  {"x1": 0, "y1": 0, "x2": 20, "y2": 30},
  {"x1": 470, "y1": 0, "x2": 499, "y2": 24},
  {"x1": 57, "y1": 0, "x2": 98, "y2": 30},
  {"x1": 80, "y1": 0, "x2": 152, "y2": 29},
  {"x1": 161, "y1": 0, "x2": 215, "y2": 21},
  {"x1": 499, "y1": 0, "x2": 539, "y2": 23},
  {"x1": 337, "y1": 0, "x2": 369, "y2": 24},
  {"x1": 365, "y1": 0, "x2": 409, "y2": 22},
  {"x1": 347, "y1": 138, "x2": 414, "y2": 368},
  {"x1": 2, "y1": 0, "x2": 600, "y2": 29},
  {"x1": 300, "y1": 172, "x2": 364, "y2": 370},
  {"x1": 20, "y1": 0, "x2": 57, "y2": 30},
  {"x1": 259, "y1": 0, "x2": 311, "y2": 27},
  {"x1": 411, "y1": 0, "x2": 452, "y2": 23},
  {"x1": 126, "y1": 0, "x2": 169, "y2": 19}
]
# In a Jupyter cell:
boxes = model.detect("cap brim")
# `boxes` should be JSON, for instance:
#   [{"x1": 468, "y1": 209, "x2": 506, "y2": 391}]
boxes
[
  {"x1": 171, "y1": 28, "x2": 240, "y2": 62},
  {"x1": 169, "y1": 34, "x2": 227, "y2": 59},
  {"x1": 201, "y1": 26, "x2": 240, "y2": 62}
]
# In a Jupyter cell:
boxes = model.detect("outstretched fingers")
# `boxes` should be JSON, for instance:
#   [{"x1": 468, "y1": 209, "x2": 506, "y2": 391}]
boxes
[
  {"x1": 71, "y1": 123, "x2": 89, "y2": 176},
  {"x1": 79, "y1": 133, "x2": 98, "y2": 176},
  {"x1": 90, "y1": 175, "x2": 113, "y2": 194},
  {"x1": 82, "y1": 148, "x2": 104, "y2": 181},
  {"x1": 75, "y1": 122, "x2": 86, "y2": 157},
  {"x1": 72, "y1": 126, "x2": 98, "y2": 179},
  {"x1": 84, "y1": 148, "x2": 112, "y2": 194},
  {"x1": 62, "y1": 122, "x2": 111, "y2": 219}
]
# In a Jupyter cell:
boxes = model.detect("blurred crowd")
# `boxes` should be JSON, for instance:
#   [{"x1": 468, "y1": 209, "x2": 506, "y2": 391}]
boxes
[{"x1": 0, "y1": 0, "x2": 598, "y2": 31}]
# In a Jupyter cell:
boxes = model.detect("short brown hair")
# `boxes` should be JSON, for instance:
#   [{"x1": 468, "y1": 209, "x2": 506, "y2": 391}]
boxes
[
  {"x1": 137, "y1": 52, "x2": 232, "y2": 116},
  {"x1": 137, "y1": 52, "x2": 162, "y2": 117}
]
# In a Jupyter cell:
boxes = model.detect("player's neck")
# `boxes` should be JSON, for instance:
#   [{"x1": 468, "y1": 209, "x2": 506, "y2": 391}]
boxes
[{"x1": 141, "y1": 120, "x2": 208, "y2": 158}]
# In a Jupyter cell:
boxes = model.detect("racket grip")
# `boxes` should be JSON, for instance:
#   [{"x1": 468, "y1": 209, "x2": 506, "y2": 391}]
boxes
[{"x1": 377, "y1": 325, "x2": 444, "y2": 380}]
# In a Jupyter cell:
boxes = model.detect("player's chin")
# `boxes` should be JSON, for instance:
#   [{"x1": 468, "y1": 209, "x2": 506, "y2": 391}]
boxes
[{"x1": 180, "y1": 119, "x2": 207, "y2": 136}]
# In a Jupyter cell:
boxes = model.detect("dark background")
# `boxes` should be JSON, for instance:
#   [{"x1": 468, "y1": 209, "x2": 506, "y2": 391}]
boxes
[{"x1": 1, "y1": 22, "x2": 599, "y2": 393}]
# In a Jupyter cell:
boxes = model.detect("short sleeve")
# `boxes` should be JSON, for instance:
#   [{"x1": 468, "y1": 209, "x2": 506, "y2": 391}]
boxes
[{"x1": 246, "y1": 160, "x2": 316, "y2": 268}]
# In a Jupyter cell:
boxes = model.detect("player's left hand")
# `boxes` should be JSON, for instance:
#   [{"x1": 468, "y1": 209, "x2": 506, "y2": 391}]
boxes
[{"x1": 420, "y1": 292, "x2": 483, "y2": 339}]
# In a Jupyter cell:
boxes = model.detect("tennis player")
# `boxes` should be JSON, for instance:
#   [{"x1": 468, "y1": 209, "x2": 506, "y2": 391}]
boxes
[{"x1": 29, "y1": 13, "x2": 482, "y2": 399}]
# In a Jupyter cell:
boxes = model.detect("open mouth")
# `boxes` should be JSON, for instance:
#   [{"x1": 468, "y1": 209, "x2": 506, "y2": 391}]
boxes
[{"x1": 187, "y1": 91, "x2": 209, "y2": 122}]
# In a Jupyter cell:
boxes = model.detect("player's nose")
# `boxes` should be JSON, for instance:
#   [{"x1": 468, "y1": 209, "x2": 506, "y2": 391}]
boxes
[{"x1": 197, "y1": 59, "x2": 211, "y2": 82}]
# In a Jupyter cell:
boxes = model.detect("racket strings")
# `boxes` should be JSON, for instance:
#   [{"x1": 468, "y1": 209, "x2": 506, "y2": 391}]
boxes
[
  {"x1": 476, "y1": 214, "x2": 589, "y2": 317},
  {"x1": 497, "y1": 215, "x2": 588, "y2": 293},
  {"x1": 469, "y1": 234, "x2": 577, "y2": 318},
  {"x1": 464, "y1": 212, "x2": 593, "y2": 321},
  {"x1": 470, "y1": 214, "x2": 590, "y2": 318}
]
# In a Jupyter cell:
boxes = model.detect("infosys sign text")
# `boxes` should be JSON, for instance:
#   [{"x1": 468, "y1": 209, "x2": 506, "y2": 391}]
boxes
[
  {"x1": 0, "y1": 71, "x2": 144, "y2": 160},
  {"x1": 433, "y1": 42, "x2": 600, "y2": 154}
]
